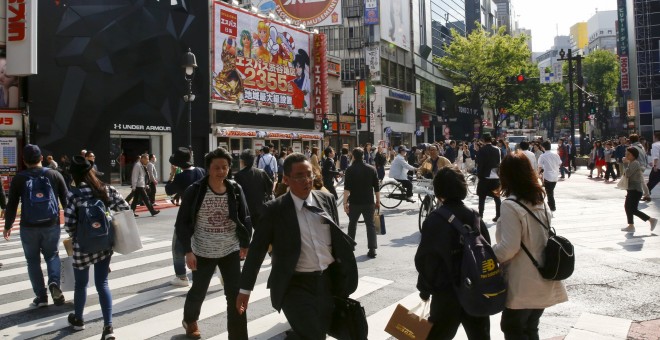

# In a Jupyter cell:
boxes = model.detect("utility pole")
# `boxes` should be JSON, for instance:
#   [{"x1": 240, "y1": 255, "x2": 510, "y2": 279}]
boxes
[{"x1": 576, "y1": 54, "x2": 585, "y2": 155}]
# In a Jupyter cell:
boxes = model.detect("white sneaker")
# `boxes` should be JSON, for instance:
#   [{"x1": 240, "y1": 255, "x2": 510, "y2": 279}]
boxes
[
  {"x1": 170, "y1": 276, "x2": 189, "y2": 287},
  {"x1": 650, "y1": 218, "x2": 658, "y2": 232},
  {"x1": 621, "y1": 226, "x2": 636, "y2": 233}
]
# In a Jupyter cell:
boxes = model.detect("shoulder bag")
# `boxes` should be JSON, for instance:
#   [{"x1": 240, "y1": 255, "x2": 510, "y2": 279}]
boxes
[{"x1": 507, "y1": 199, "x2": 575, "y2": 281}]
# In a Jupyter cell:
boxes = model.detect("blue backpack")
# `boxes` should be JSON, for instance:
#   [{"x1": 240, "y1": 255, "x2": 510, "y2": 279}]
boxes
[
  {"x1": 260, "y1": 154, "x2": 275, "y2": 179},
  {"x1": 20, "y1": 168, "x2": 60, "y2": 225},
  {"x1": 74, "y1": 188, "x2": 114, "y2": 253}
]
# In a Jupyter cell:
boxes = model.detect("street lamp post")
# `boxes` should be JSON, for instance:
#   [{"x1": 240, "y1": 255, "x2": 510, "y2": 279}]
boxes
[
  {"x1": 182, "y1": 48, "x2": 198, "y2": 151},
  {"x1": 354, "y1": 76, "x2": 361, "y2": 147},
  {"x1": 558, "y1": 48, "x2": 586, "y2": 155}
]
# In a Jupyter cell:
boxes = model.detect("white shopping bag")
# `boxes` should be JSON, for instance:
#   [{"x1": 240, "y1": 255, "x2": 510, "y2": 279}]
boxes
[
  {"x1": 112, "y1": 210, "x2": 143, "y2": 255},
  {"x1": 60, "y1": 257, "x2": 95, "y2": 292}
]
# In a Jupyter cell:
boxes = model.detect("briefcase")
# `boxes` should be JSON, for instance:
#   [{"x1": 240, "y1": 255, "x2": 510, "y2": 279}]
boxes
[
  {"x1": 328, "y1": 296, "x2": 368, "y2": 340},
  {"x1": 374, "y1": 209, "x2": 386, "y2": 235},
  {"x1": 384, "y1": 302, "x2": 433, "y2": 340}
]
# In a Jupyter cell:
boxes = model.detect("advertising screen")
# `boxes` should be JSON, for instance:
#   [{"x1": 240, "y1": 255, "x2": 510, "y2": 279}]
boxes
[
  {"x1": 380, "y1": 0, "x2": 410, "y2": 50},
  {"x1": 212, "y1": 1, "x2": 312, "y2": 110}
]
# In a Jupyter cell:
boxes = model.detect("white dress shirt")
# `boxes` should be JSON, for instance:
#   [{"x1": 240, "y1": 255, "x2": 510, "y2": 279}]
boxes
[
  {"x1": 651, "y1": 141, "x2": 660, "y2": 169},
  {"x1": 538, "y1": 152, "x2": 562, "y2": 182},
  {"x1": 290, "y1": 193, "x2": 334, "y2": 273},
  {"x1": 522, "y1": 150, "x2": 538, "y2": 171},
  {"x1": 388, "y1": 154, "x2": 416, "y2": 180}
]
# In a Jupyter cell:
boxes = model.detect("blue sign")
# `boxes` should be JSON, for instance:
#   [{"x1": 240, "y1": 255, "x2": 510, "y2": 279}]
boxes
[
  {"x1": 365, "y1": 0, "x2": 379, "y2": 25},
  {"x1": 415, "y1": 130, "x2": 423, "y2": 136},
  {"x1": 385, "y1": 126, "x2": 392, "y2": 134},
  {"x1": 388, "y1": 89, "x2": 412, "y2": 101}
]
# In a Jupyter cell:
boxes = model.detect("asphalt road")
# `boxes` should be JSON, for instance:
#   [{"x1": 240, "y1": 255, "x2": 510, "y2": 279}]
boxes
[{"x1": 1, "y1": 168, "x2": 659, "y2": 339}]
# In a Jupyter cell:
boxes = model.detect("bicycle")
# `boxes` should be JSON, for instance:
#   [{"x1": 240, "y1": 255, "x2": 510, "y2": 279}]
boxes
[
  {"x1": 414, "y1": 178, "x2": 437, "y2": 231},
  {"x1": 379, "y1": 179, "x2": 409, "y2": 209}
]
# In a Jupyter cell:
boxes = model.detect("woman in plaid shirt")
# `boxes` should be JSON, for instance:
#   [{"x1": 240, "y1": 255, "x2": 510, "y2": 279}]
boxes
[{"x1": 64, "y1": 155, "x2": 130, "y2": 340}]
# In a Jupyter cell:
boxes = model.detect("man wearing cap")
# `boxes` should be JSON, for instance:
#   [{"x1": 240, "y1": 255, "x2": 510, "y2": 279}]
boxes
[
  {"x1": 388, "y1": 145, "x2": 417, "y2": 202},
  {"x1": 165, "y1": 147, "x2": 206, "y2": 286},
  {"x1": 3, "y1": 144, "x2": 69, "y2": 307}
]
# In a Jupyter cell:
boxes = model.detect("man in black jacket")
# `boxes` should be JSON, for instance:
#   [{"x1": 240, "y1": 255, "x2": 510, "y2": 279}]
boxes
[
  {"x1": 476, "y1": 133, "x2": 502, "y2": 222},
  {"x1": 234, "y1": 149, "x2": 273, "y2": 227},
  {"x1": 343, "y1": 147, "x2": 380, "y2": 258},
  {"x1": 236, "y1": 153, "x2": 358, "y2": 339}
]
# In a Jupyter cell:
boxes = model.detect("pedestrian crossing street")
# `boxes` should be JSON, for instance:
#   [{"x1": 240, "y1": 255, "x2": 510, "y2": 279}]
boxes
[{"x1": 0, "y1": 230, "x2": 431, "y2": 340}]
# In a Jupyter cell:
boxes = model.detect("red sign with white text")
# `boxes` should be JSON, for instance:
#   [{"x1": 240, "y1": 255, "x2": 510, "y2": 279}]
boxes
[
  {"x1": 313, "y1": 34, "x2": 328, "y2": 127},
  {"x1": 620, "y1": 55, "x2": 629, "y2": 92}
]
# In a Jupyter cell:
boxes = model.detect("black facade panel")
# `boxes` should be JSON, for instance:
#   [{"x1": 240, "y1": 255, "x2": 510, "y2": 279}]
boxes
[
  {"x1": 28, "y1": 0, "x2": 210, "y2": 175},
  {"x1": 215, "y1": 110, "x2": 315, "y2": 130}
]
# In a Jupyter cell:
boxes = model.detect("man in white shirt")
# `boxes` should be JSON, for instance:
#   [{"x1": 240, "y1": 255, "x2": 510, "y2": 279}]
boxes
[
  {"x1": 256, "y1": 146, "x2": 278, "y2": 183},
  {"x1": 538, "y1": 141, "x2": 562, "y2": 212},
  {"x1": 388, "y1": 145, "x2": 417, "y2": 202},
  {"x1": 518, "y1": 141, "x2": 537, "y2": 170},
  {"x1": 647, "y1": 132, "x2": 660, "y2": 194}
]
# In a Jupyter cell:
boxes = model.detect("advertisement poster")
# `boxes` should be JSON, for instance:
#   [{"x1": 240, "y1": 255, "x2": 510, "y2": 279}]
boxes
[
  {"x1": 365, "y1": 0, "x2": 379, "y2": 25},
  {"x1": 379, "y1": 0, "x2": 410, "y2": 50},
  {"x1": 212, "y1": 1, "x2": 312, "y2": 111},
  {"x1": 250, "y1": 0, "x2": 342, "y2": 27},
  {"x1": 0, "y1": 137, "x2": 17, "y2": 184},
  {"x1": 365, "y1": 45, "x2": 381, "y2": 82}
]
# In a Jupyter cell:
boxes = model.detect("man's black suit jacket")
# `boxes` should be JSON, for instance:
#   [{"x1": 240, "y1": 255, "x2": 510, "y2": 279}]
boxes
[
  {"x1": 239, "y1": 190, "x2": 358, "y2": 312},
  {"x1": 476, "y1": 144, "x2": 501, "y2": 179},
  {"x1": 234, "y1": 166, "x2": 273, "y2": 223}
]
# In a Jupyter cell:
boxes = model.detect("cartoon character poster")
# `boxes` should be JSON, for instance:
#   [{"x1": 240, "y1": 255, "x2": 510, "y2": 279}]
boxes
[{"x1": 212, "y1": 1, "x2": 312, "y2": 110}]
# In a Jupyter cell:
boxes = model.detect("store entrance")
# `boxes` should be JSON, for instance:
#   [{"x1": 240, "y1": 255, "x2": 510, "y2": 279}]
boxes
[{"x1": 110, "y1": 137, "x2": 151, "y2": 185}]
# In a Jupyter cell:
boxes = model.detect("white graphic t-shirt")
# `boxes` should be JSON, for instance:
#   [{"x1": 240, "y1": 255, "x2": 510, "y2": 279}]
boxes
[{"x1": 192, "y1": 187, "x2": 239, "y2": 258}]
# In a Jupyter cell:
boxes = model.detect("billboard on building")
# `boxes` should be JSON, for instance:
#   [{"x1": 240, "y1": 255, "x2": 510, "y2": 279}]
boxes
[
  {"x1": 212, "y1": 1, "x2": 312, "y2": 110},
  {"x1": 250, "y1": 0, "x2": 342, "y2": 27},
  {"x1": 365, "y1": 45, "x2": 381, "y2": 82},
  {"x1": 6, "y1": 0, "x2": 38, "y2": 75},
  {"x1": 313, "y1": 34, "x2": 328, "y2": 131},
  {"x1": 365, "y1": 0, "x2": 379, "y2": 25},
  {"x1": 380, "y1": 0, "x2": 410, "y2": 50}
]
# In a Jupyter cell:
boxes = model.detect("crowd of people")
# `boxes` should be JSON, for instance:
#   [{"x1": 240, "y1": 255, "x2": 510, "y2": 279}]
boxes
[{"x1": 1, "y1": 130, "x2": 658, "y2": 339}]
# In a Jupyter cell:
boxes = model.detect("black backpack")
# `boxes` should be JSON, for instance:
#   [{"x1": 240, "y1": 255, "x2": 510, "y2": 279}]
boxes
[
  {"x1": 508, "y1": 199, "x2": 575, "y2": 281},
  {"x1": 437, "y1": 207, "x2": 507, "y2": 317},
  {"x1": 73, "y1": 188, "x2": 114, "y2": 254}
]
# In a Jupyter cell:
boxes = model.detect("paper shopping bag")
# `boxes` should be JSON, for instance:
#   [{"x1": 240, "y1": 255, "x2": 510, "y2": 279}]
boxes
[
  {"x1": 60, "y1": 256, "x2": 95, "y2": 292},
  {"x1": 374, "y1": 209, "x2": 386, "y2": 235},
  {"x1": 384, "y1": 303, "x2": 433, "y2": 340},
  {"x1": 112, "y1": 210, "x2": 143, "y2": 255}
]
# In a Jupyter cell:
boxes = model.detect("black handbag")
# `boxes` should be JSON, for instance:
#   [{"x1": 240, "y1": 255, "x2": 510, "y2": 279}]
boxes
[
  {"x1": 328, "y1": 296, "x2": 368, "y2": 340},
  {"x1": 508, "y1": 199, "x2": 575, "y2": 281}
]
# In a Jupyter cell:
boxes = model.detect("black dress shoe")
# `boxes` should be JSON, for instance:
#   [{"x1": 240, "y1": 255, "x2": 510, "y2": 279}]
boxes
[
  {"x1": 492, "y1": 217, "x2": 499, "y2": 222},
  {"x1": 151, "y1": 210, "x2": 161, "y2": 216},
  {"x1": 367, "y1": 250, "x2": 377, "y2": 258}
]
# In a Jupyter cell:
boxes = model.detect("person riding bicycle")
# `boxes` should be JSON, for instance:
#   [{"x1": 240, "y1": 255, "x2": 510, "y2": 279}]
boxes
[
  {"x1": 418, "y1": 144, "x2": 452, "y2": 179},
  {"x1": 389, "y1": 145, "x2": 417, "y2": 202}
]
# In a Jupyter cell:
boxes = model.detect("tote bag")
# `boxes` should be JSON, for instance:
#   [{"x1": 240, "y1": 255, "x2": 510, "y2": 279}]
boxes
[{"x1": 112, "y1": 210, "x2": 143, "y2": 255}]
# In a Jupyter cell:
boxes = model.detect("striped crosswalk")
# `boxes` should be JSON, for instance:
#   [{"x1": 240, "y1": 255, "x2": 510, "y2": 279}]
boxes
[{"x1": 0, "y1": 230, "x2": 427, "y2": 340}]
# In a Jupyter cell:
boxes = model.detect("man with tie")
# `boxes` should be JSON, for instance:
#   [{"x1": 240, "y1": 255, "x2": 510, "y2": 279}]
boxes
[{"x1": 236, "y1": 153, "x2": 358, "y2": 339}]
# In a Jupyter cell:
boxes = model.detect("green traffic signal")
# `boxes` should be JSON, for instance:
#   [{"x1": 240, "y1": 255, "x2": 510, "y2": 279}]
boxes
[{"x1": 321, "y1": 118, "x2": 329, "y2": 131}]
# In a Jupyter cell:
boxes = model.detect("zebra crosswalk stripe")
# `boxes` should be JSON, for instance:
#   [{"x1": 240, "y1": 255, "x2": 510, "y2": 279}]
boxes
[{"x1": 209, "y1": 276, "x2": 393, "y2": 340}]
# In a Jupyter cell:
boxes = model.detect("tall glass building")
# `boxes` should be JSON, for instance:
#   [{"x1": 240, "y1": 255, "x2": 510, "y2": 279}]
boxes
[{"x1": 430, "y1": 0, "x2": 467, "y2": 57}]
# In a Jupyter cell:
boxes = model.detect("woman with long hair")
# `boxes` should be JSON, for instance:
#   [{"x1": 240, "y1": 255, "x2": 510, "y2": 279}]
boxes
[
  {"x1": 492, "y1": 153, "x2": 568, "y2": 339},
  {"x1": 64, "y1": 156, "x2": 131, "y2": 340},
  {"x1": 621, "y1": 147, "x2": 658, "y2": 233}
]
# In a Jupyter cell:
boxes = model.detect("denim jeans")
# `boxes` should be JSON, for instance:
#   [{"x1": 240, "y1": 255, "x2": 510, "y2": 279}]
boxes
[
  {"x1": 74, "y1": 256, "x2": 113, "y2": 326},
  {"x1": 19, "y1": 224, "x2": 61, "y2": 298},
  {"x1": 183, "y1": 251, "x2": 247, "y2": 339},
  {"x1": 172, "y1": 231, "x2": 186, "y2": 278}
]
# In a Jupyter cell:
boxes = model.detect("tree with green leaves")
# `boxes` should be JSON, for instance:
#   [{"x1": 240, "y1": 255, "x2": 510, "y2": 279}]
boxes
[
  {"x1": 582, "y1": 50, "x2": 620, "y2": 137},
  {"x1": 436, "y1": 25, "x2": 531, "y2": 137}
]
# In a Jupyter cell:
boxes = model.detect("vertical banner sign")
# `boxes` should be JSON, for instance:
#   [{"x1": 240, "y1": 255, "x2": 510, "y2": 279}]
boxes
[
  {"x1": 617, "y1": 0, "x2": 629, "y2": 93},
  {"x1": 365, "y1": 45, "x2": 381, "y2": 82},
  {"x1": 6, "y1": 0, "x2": 38, "y2": 75},
  {"x1": 212, "y1": 1, "x2": 312, "y2": 110},
  {"x1": 358, "y1": 80, "x2": 366, "y2": 125},
  {"x1": 364, "y1": 0, "x2": 379, "y2": 25},
  {"x1": 313, "y1": 34, "x2": 328, "y2": 130}
]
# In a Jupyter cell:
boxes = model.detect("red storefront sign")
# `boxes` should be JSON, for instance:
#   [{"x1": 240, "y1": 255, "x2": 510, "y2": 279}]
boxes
[
  {"x1": 421, "y1": 114, "x2": 430, "y2": 128},
  {"x1": 620, "y1": 55, "x2": 629, "y2": 92},
  {"x1": 313, "y1": 34, "x2": 328, "y2": 126}
]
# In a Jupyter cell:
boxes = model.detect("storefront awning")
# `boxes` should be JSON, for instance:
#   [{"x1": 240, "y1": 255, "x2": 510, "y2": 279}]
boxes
[{"x1": 213, "y1": 126, "x2": 323, "y2": 140}]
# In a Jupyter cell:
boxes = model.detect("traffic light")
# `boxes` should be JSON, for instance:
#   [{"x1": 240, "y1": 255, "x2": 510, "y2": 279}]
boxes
[
  {"x1": 505, "y1": 74, "x2": 526, "y2": 84},
  {"x1": 516, "y1": 74, "x2": 526, "y2": 84},
  {"x1": 321, "y1": 117, "x2": 329, "y2": 131}
]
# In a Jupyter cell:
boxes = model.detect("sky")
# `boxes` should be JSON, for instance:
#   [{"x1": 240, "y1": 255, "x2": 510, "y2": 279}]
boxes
[{"x1": 513, "y1": 0, "x2": 618, "y2": 53}]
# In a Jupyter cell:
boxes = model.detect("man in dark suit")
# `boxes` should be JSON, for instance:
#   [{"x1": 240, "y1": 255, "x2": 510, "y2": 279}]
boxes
[
  {"x1": 236, "y1": 153, "x2": 358, "y2": 339},
  {"x1": 476, "y1": 133, "x2": 502, "y2": 222},
  {"x1": 234, "y1": 149, "x2": 273, "y2": 226}
]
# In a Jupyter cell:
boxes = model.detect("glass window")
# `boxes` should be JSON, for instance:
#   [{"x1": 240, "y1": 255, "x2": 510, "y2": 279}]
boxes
[
  {"x1": 386, "y1": 98, "x2": 404, "y2": 123},
  {"x1": 381, "y1": 59, "x2": 389, "y2": 87}
]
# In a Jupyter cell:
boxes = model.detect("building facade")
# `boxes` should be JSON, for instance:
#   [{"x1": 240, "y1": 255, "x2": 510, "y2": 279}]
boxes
[
  {"x1": 569, "y1": 22, "x2": 589, "y2": 53},
  {"x1": 586, "y1": 10, "x2": 618, "y2": 54},
  {"x1": 465, "y1": 0, "x2": 497, "y2": 34},
  {"x1": 625, "y1": 0, "x2": 660, "y2": 138},
  {"x1": 493, "y1": 0, "x2": 515, "y2": 34}
]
